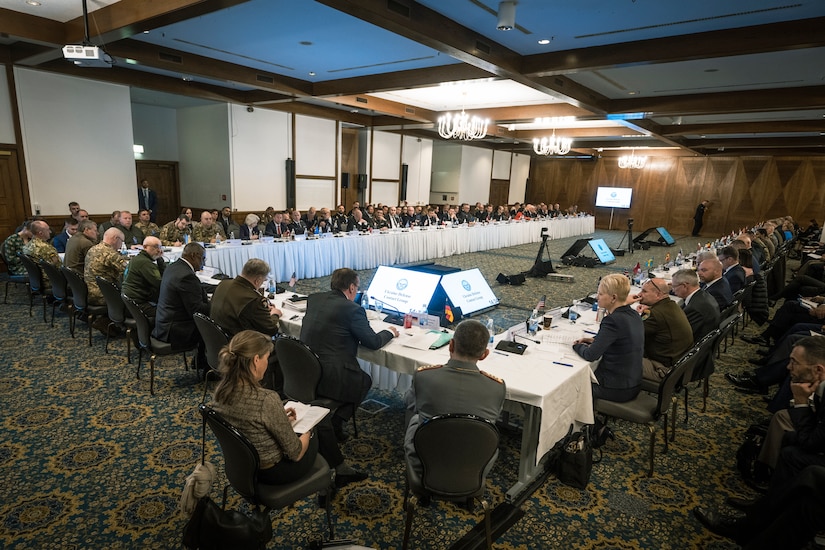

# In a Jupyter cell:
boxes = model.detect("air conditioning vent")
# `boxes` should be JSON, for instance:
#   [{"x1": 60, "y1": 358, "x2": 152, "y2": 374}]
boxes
[
  {"x1": 256, "y1": 74, "x2": 274, "y2": 84},
  {"x1": 476, "y1": 41, "x2": 491, "y2": 55},
  {"x1": 158, "y1": 51, "x2": 182, "y2": 64},
  {"x1": 356, "y1": 97, "x2": 369, "y2": 104}
]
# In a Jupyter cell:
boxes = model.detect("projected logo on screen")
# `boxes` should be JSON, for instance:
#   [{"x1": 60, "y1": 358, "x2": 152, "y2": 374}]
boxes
[
  {"x1": 462, "y1": 280, "x2": 472, "y2": 291},
  {"x1": 396, "y1": 279, "x2": 409, "y2": 291},
  {"x1": 610, "y1": 191, "x2": 618, "y2": 198}
]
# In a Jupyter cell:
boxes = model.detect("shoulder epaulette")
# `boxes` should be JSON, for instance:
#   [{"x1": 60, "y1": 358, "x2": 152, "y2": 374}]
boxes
[
  {"x1": 479, "y1": 370, "x2": 504, "y2": 384},
  {"x1": 416, "y1": 364, "x2": 443, "y2": 372}
]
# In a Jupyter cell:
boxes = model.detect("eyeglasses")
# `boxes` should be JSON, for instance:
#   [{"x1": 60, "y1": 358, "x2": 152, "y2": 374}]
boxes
[{"x1": 641, "y1": 278, "x2": 665, "y2": 294}]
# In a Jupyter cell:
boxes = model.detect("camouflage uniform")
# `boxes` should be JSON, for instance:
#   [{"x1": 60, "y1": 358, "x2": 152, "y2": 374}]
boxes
[
  {"x1": 159, "y1": 221, "x2": 191, "y2": 246},
  {"x1": 2, "y1": 233, "x2": 27, "y2": 275},
  {"x1": 135, "y1": 221, "x2": 161, "y2": 238},
  {"x1": 22, "y1": 238, "x2": 61, "y2": 286},
  {"x1": 192, "y1": 222, "x2": 226, "y2": 243},
  {"x1": 84, "y1": 242, "x2": 127, "y2": 306}
]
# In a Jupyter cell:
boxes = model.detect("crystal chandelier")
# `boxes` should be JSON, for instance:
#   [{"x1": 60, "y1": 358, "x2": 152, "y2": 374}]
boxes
[
  {"x1": 618, "y1": 149, "x2": 647, "y2": 169},
  {"x1": 437, "y1": 110, "x2": 489, "y2": 141},
  {"x1": 532, "y1": 130, "x2": 572, "y2": 156}
]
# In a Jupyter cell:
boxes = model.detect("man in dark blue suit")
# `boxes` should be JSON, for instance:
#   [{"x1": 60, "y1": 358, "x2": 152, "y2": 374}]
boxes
[
  {"x1": 301, "y1": 267, "x2": 398, "y2": 439},
  {"x1": 138, "y1": 179, "x2": 158, "y2": 222},
  {"x1": 698, "y1": 258, "x2": 734, "y2": 309},
  {"x1": 153, "y1": 243, "x2": 210, "y2": 359},
  {"x1": 719, "y1": 245, "x2": 747, "y2": 294},
  {"x1": 51, "y1": 218, "x2": 78, "y2": 253}
]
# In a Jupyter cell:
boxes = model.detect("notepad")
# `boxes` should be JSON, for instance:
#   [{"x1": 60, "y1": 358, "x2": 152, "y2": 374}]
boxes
[{"x1": 284, "y1": 401, "x2": 330, "y2": 434}]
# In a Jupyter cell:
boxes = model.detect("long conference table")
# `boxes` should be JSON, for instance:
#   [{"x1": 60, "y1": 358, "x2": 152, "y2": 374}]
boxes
[
  {"x1": 274, "y1": 296, "x2": 596, "y2": 502},
  {"x1": 198, "y1": 216, "x2": 594, "y2": 281}
]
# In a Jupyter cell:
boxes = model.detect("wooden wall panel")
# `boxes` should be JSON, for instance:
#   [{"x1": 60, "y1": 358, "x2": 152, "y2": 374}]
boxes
[{"x1": 528, "y1": 155, "x2": 825, "y2": 237}]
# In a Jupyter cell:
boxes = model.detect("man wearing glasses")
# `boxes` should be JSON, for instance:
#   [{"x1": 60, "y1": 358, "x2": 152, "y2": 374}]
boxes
[
  {"x1": 671, "y1": 269, "x2": 720, "y2": 341},
  {"x1": 122, "y1": 236, "x2": 166, "y2": 322},
  {"x1": 633, "y1": 277, "x2": 693, "y2": 382}
]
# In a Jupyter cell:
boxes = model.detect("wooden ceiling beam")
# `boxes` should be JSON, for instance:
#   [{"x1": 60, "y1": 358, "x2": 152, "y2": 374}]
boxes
[
  {"x1": 522, "y1": 17, "x2": 825, "y2": 76},
  {"x1": 0, "y1": 8, "x2": 65, "y2": 45},
  {"x1": 313, "y1": 64, "x2": 493, "y2": 97},
  {"x1": 105, "y1": 39, "x2": 312, "y2": 97},
  {"x1": 684, "y1": 136, "x2": 825, "y2": 148},
  {"x1": 321, "y1": 95, "x2": 436, "y2": 123},
  {"x1": 661, "y1": 120, "x2": 825, "y2": 136}
]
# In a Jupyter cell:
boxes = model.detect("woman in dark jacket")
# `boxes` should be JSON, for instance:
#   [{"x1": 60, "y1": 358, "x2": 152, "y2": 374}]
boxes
[{"x1": 573, "y1": 273, "x2": 644, "y2": 403}]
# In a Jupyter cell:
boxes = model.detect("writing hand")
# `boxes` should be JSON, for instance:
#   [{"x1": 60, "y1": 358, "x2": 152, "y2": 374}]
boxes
[{"x1": 285, "y1": 407, "x2": 297, "y2": 422}]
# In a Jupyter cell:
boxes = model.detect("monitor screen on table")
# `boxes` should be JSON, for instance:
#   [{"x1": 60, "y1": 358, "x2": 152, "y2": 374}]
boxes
[
  {"x1": 365, "y1": 265, "x2": 441, "y2": 314},
  {"x1": 656, "y1": 227, "x2": 676, "y2": 245},
  {"x1": 439, "y1": 268, "x2": 500, "y2": 316},
  {"x1": 588, "y1": 238, "x2": 616, "y2": 264}
]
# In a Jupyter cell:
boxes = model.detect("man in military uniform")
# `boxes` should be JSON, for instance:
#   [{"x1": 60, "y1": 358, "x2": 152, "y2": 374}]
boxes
[
  {"x1": 404, "y1": 319, "x2": 506, "y2": 477},
  {"x1": 99, "y1": 210, "x2": 120, "y2": 234},
  {"x1": 22, "y1": 220, "x2": 61, "y2": 288},
  {"x1": 2, "y1": 221, "x2": 33, "y2": 276},
  {"x1": 135, "y1": 209, "x2": 160, "y2": 238},
  {"x1": 64, "y1": 220, "x2": 98, "y2": 272},
  {"x1": 192, "y1": 211, "x2": 226, "y2": 243},
  {"x1": 159, "y1": 215, "x2": 191, "y2": 246},
  {"x1": 117, "y1": 211, "x2": 145, "y2": 249},
  {"x1": 122, "y1": 236, "x2": 165, "y2": 322},
  {"x1": 84, "y1": 227, "x2": 128, "y2": 306}
]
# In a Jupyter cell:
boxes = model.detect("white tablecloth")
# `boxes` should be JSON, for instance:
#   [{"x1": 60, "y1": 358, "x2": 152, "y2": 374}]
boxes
[{"x1": 200, "y1": 216, "x2": 594, "y2": 280}]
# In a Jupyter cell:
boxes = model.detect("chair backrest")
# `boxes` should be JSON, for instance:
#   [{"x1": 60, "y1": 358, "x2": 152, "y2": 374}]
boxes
[
  {"x1": 274, "y1": 336, "x2": 323, "y2": 403},
  {"x1": 61, "y1": 266, "x2": 89, "y2": 309},
  {"x1": 193, "y1": 313, "x2": 230, "y2": 371},
  {"x1": 199, "y1": 403, "x2": 260, "y2": 503},
  {"x1": 96, "y1": 276, "x2": 126, "y2": 324},
  {"x1": 414, "y1": 414, "x2": 499, "y2": 499},
  {"x1": 121, "y1": 293, "x2": 153, "y2": 349},
  {"x1": 719, "y1": 300, "x2": 740, "y2": 320},
  {"x1": 653, "y1": 349, "x2": 698, "y2": 417},
  {"x1": 39, "y1": 260, "x2": 69, "y2": 301},
  {"x1": 687, "y1": 328, "x2": 720, "y2": 382},
  {"x1": 718, "y1": 312, "x2": 741, "y2": 338},
  {"x1": 19, "y1": 254, "x2": 43, "y2": 291}
]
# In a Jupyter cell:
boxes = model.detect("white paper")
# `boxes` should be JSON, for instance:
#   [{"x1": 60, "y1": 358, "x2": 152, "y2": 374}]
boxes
[
  {"x1": 401, "y1": 330, "x2": 443, "y2": 351},
  {"x1": 284, "y1": 401, "x2": 330, "y2": 434}
]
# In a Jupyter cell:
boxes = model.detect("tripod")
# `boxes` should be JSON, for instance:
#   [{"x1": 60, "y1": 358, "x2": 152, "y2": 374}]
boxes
[
  {"x1": 527, "y1": 232, "x2": 555, "y2": 277},
  {"x1": 615, "y1": 221, "x2": 634, "y2": 254}
]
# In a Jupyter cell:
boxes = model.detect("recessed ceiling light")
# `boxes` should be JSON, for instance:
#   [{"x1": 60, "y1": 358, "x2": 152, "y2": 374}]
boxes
[
  {"x1": 125, "y1": 58, "x2": 138, "y2": 65},
  {"x1": 26, "y1": 1, "x2": 40, "y2": 6},
  {"x1": 308, "y1": 71, "x2": 316, "y2": 76},
  {"x1": 143, "y1": 30, "x2": 150, "y2": 34},
  {"x1": 537, "y1": 39, "x2": 550, "y2": 45},
  {"x1": 182, "y1": 75, "x2": 193, "y2": 82},
  {"x1": 628, "y1": 91, "x2": 638, "y2": 95}
]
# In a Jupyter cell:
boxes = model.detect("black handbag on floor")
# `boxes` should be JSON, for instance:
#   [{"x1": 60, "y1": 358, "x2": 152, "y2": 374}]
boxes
[
  {"x1": 557, "y1": 425, "x2": 595, "y2": 489},
  {"x1": 182, "y1": 496, "x2": 272, "y2": 550}
]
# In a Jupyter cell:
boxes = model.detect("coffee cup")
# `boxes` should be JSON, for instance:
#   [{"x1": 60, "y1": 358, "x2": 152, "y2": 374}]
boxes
[{"x1": 543, "y1": 314, "x2": 553, "y2": 329}]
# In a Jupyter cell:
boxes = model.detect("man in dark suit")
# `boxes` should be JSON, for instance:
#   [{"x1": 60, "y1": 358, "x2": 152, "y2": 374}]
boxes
[
  {"x1": 263, "y1": 211, "x2": 288, "y2": 237},
  {"x1": 698, "y1": 258, "x2": 734, "y2": 309},
  {"x1": 52, "y1": 218, "x2": 78, "y2": 253},
  {"x1": 719, "y1": 245, "x2": 747, "y2": 294},
  {"x1": 671, "y1": 269, "x2": 720, "y2": 341},
  {"x1": 153, "y1": 242, "x2": 210, "y2": 361},
  {"x1": 692, "y1": 199, "x2": 709, "y2": 237},
  {"x1": 137, "y1": 179, "x2": 158, "y2": 222},
  {"x1": 300, "y1": 267, "x2": 398, "y2": 439}
]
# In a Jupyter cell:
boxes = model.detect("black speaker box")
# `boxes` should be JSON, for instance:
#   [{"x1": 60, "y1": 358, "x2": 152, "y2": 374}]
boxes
[
  {"x1": 400, "y1": 163, "x2": 408, "y2": 201},
  {"x1": 285, "y1": 159, "x2": 296, "y2": 209},
  {"x1": 341, "y1": 172, "x2": 350, "y2": 189}
]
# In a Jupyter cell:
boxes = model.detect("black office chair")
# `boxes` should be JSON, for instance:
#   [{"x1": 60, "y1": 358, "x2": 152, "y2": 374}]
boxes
[
  {"x1": 275, "y1": 336, "x2": 357, "y2": 438},
  {"x1": 122, "y1": 293, "x2": 196, "y2": 395},
  {"x1": 18, "y1": 254, "x2": 48, "y2": 322},
  {"x1": 193, "y1": 313, "x2": 231, "y2": 401},
  {"x1": 595, "y1": 347, "x2": 698, "y2": 477},
  {"x1": 38, "y1": 259, "x2": 71, "y2": 329},
  {"x1": 402, "y1": 414, "x2": 500, "y2": 550},
  {"x1": 0, "y1": 245, "x2": 28, "y2": 304},
  {"x1": 96, "y1": 276, "x2": 137, "y2": 361},
  {"x1": 198, "y1": 403, "x2": 336, "y2": 540},
  {"x1": 61, "y1": 266, "x2": 108, "y2": 346},
  {"x1": 716, "y1": 311, "x2": 743, "y2": 358}
]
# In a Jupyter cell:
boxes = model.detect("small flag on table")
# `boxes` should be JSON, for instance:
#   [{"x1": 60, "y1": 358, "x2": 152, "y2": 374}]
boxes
[
  {"x1": 288, "y1": 272, "x2": 297, "y2": 287},
  {"x1": 536, "y1": 295, "x2": 546, "y2": 311},
  {"x1": 444, "y1": 304, "x2": 454, "y2": 323}
]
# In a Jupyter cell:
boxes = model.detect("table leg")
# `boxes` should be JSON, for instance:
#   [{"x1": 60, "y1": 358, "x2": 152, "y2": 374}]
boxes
[{"x1": 505, "y1": 403, "x2": 544, "y2": 503}]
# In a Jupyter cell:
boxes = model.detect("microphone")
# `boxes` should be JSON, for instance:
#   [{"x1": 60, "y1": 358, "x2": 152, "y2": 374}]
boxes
[
  {"x1": 513, "y1": 332, "x2": 540, "y2": 345},
  {"x1": 370, "y1": 297, "x2": 405, "y2": 326}
]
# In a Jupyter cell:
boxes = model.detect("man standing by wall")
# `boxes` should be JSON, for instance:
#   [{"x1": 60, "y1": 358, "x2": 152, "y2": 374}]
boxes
[
  {"x1": 138, "y1": 179, "x2": 158, "y2": 222},
  {"x1": 692, "y1": 200, "x2": 710, "y2": 237}
]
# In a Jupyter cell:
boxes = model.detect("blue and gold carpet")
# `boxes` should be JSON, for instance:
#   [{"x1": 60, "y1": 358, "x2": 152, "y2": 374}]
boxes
[{"x1": 0, "y1": 230, "x2": 798, "y2": 549}]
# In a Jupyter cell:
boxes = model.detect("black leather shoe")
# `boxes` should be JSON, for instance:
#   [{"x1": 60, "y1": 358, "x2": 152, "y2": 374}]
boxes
[
  {"x1": 748, "y1": 357, "x2": 768, "y2": 366},
  {"x1": 726, "y1": 495, "x2": 758, "y2": 511},
  {"x1": 755, "y1": 348, "x2": 770, "y2": 357},
  {"x1": 743, "y1": 477, "x2": 769, "y2": 494},
  {"x1": 335, "y1": 470, "x2": 367, "y2": 488},
  {"x1": 725, "y1": 373, "x2": 767, "y2": 395},
  {"x1": 741, "y1": 334, "x2": 770, "y2": 346},
  {"x1": 693, "y1": 507, "x2": 743, "y2": 540}
]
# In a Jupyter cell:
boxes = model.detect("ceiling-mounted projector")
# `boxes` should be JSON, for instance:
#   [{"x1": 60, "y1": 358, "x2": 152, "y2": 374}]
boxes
[{"x1": 62, "y1": 44, "x2": 114, "y2": 68}]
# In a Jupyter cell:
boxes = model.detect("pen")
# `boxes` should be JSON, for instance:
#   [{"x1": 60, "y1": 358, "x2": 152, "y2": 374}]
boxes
[
  {"x1": 553, "y1": 361, "x2": 574, "y2": 367},
  {"x1": 290, "y1": 315, "x2": 299, "y2": 320},
  {"x1": 493, "y1": 351, "x2": 509, "y2": 356},
  {"x1": 583, "y1": 330, "x2": 598, "y2": 336}
]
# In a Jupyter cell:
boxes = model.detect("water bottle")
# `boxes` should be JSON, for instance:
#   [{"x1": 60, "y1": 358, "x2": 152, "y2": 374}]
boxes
[
  {"x1": 314, "y1": 224, "x2": 320, "y2": 237},
  {"x1": 486, "y1": 318, "x2": 495, "y2": 346},
  {"x1": 267, "y1": 279, "x2": 275, "y2": 295},
  {"x1": 184, "y1": 233, "x2": 190, "y2": 245},
  {"x1": 120, "y1": 241, "x2": 127, "y2": 255},
  {"x1": 361, "y1": 293, "x2": 370, "y2": 311},
  {"x1": 528, "y1": 310, "x2": 540, "y2": 335},
  {"x1": 215, "y1": 233, "x2": 221, "y2": 245}
]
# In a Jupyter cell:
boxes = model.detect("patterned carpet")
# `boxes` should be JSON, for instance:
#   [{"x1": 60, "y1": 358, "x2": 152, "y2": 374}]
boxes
[{"x1": 0, "y1": 230, "x2": 800, "y2": 549}]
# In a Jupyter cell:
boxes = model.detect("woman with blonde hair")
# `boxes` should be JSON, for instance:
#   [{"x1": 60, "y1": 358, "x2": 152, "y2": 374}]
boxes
[
  {"x1": 211, "y1": 330, "x2": 365, "y2": 487},
  {"x1": 240, "y1": 213, "x2": 260, "y2": 240},
  {"x1": 572, "y1": 273, "x2": 644, "y2": 403}
]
